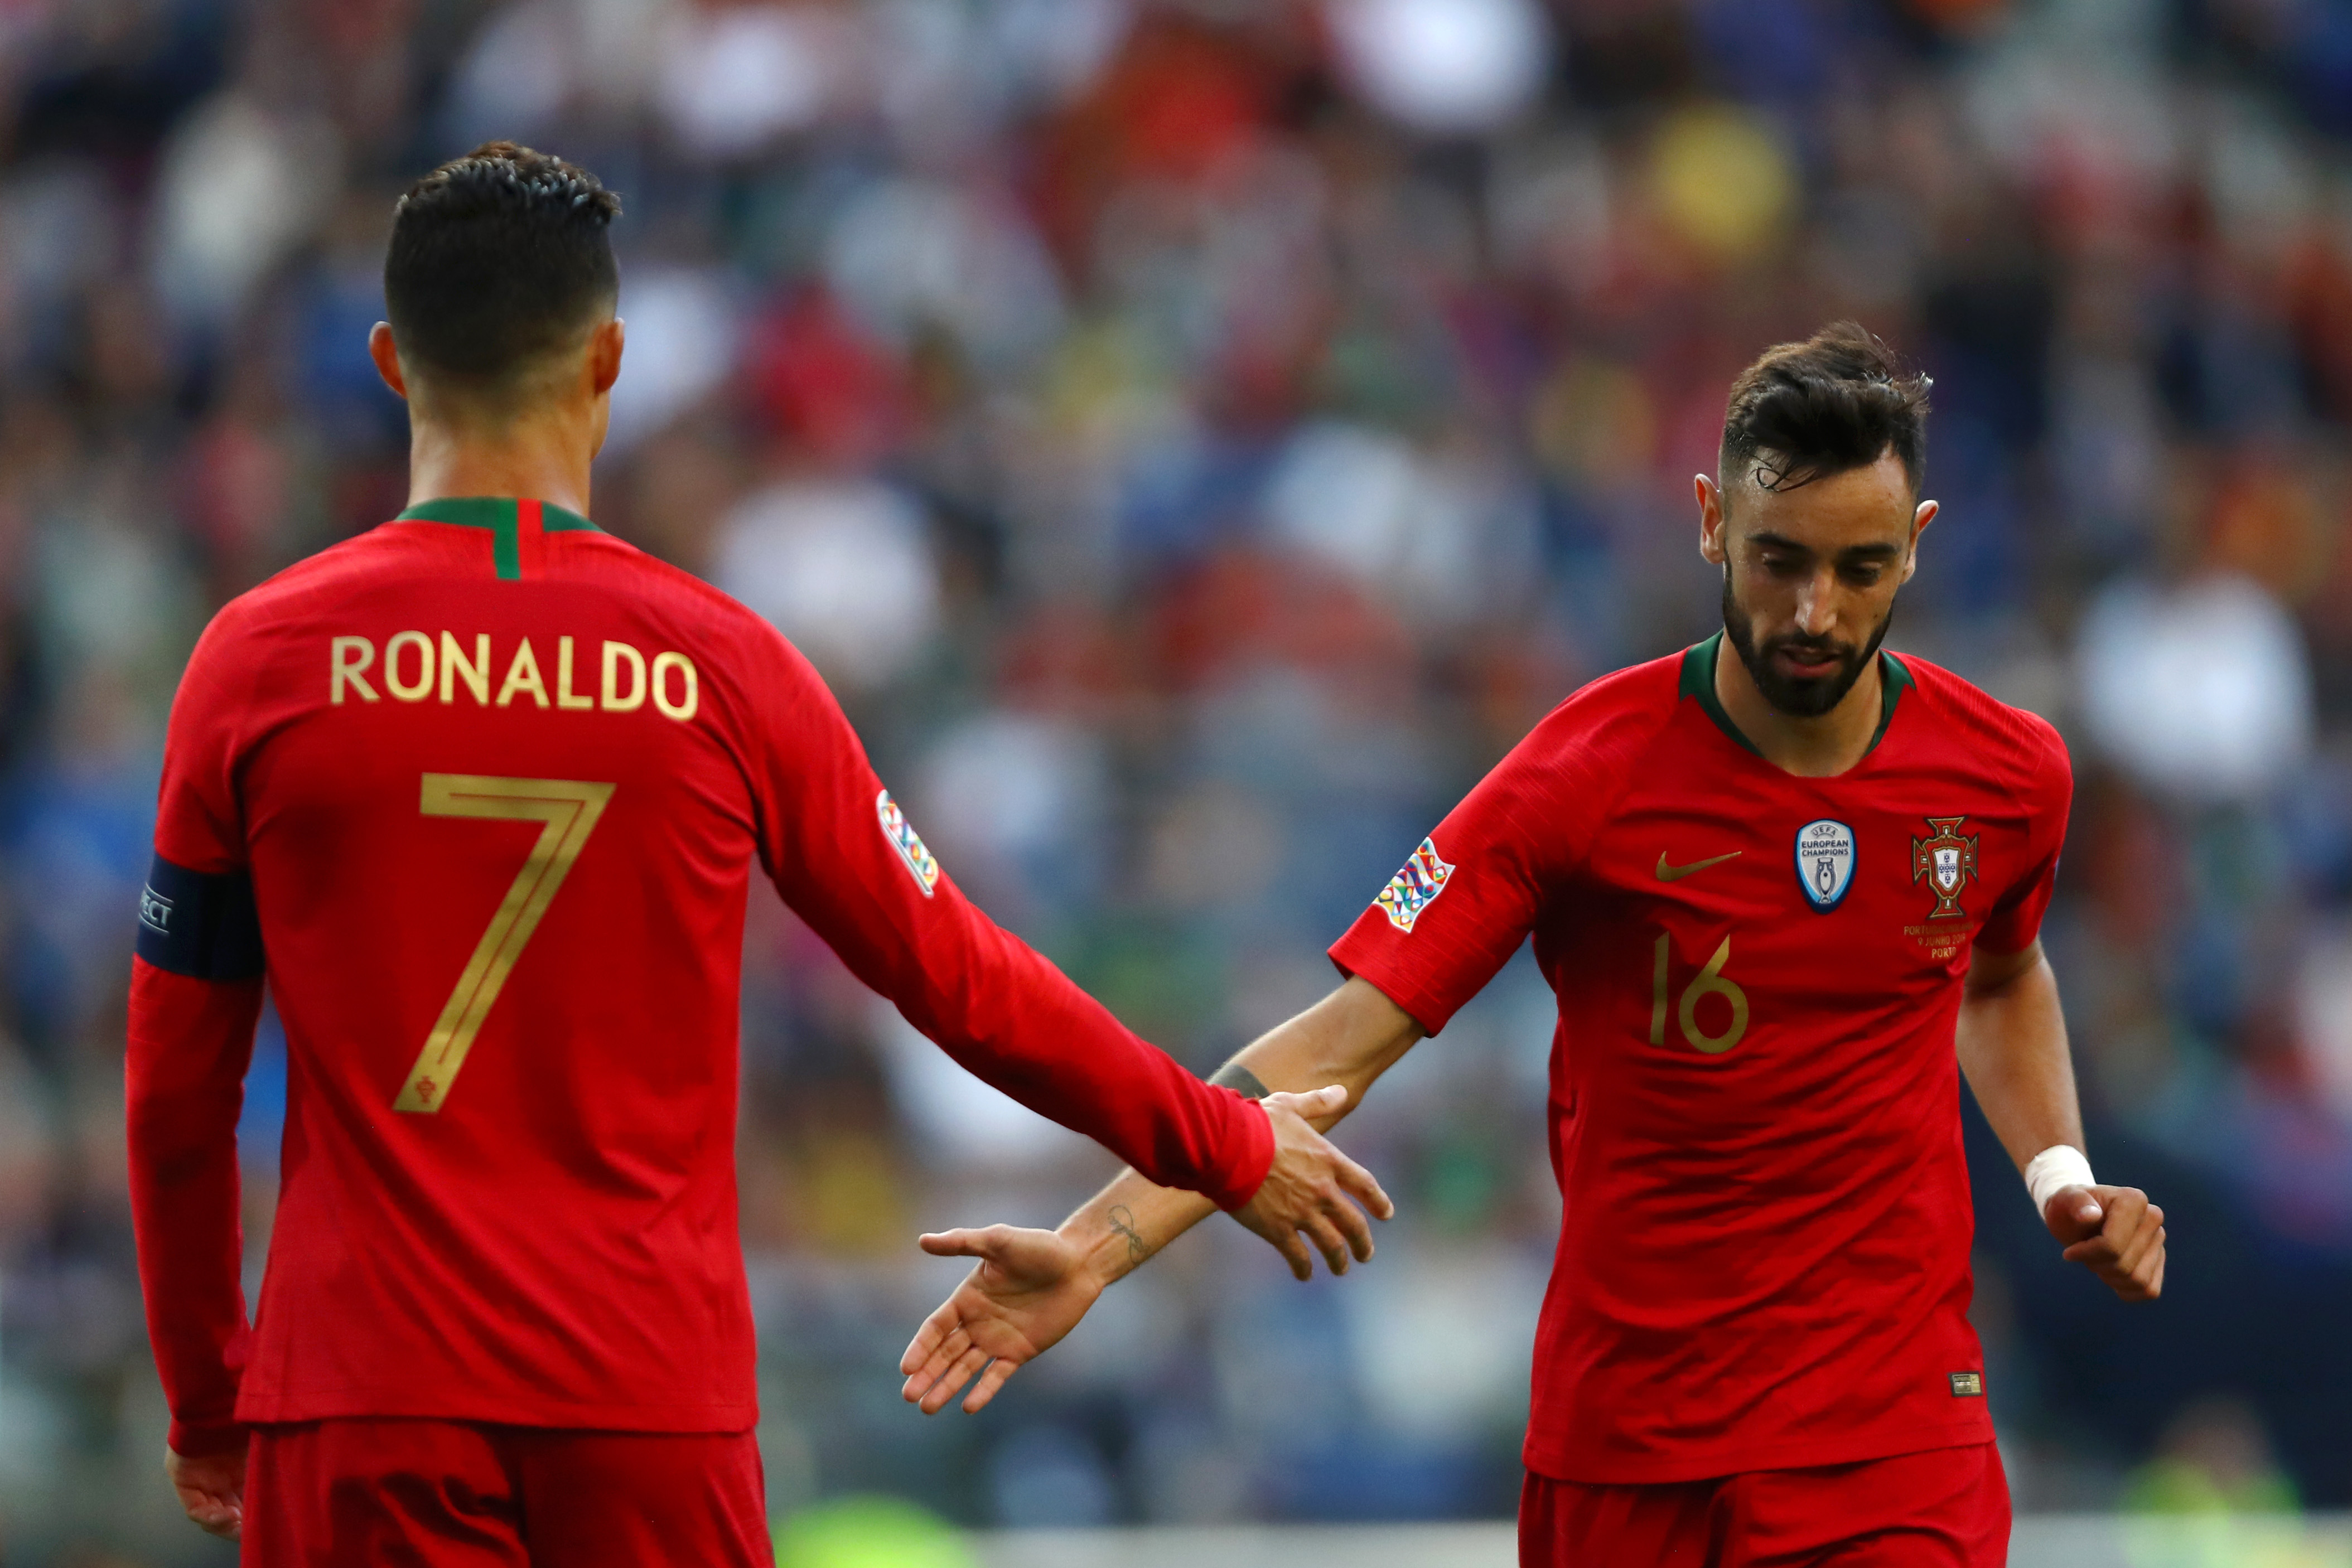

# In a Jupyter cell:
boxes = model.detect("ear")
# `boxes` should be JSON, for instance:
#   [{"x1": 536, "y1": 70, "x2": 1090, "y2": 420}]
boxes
[
  {"x1": 588, "y1": 316, "x2": 625, "y2": 398},
  {"x1": 369, "y1": 323, "x2": 408, "y2": 401},
  {"x1": 1901, "y1": 499, "x2": 1938, "y2": 584},
  {"x1": 1696, "y1": 474, "x2": 1728, "y2": 565}
]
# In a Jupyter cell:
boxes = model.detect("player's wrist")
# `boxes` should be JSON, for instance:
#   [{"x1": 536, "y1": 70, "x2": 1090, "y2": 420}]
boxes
[
  {"x1": 2023, "y1": 1143, "x2": 2094, "y2": 1214},
  {"x1": 1063, "y1": 1209, "x2": 1146, "y2": 1290}
]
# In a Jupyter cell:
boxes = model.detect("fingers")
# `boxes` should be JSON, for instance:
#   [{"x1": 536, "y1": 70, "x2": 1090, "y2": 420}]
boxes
[
  {"x1": 920, "y1": 1343, "x2": 994, "y2": 1415},
  {"x1": 1329, "y1": 1144, "x2": 1395, "y2": 1223},
  {"x1": 963, "y1": 1356, "x2": 1023, "y2": 1414},
  {"x1": 918, "y1": 1226, "x2": 1016, "y2": 1261},
  {"x1": 1330, "y1": 1193, "x2": 1377, "y2": 1265},
  {"x1": 901, "y1": 1315, "x2": 969, "y2": 1390},
  {"x1": 2058, "y1": 1185, "x2": 2167, "y2": 1303},
  {"x1": 1266, "y1": 1083, "x2": 1350, "y2": 1122}
]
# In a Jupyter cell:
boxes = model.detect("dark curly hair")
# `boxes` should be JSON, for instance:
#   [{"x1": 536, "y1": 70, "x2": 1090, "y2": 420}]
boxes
[
  {"x1": 1719, "y1": 322, "x2": 1931, "y2": 500},
  {"x1": 384, "y1": 141, "x2": 622, "y2": 388}
]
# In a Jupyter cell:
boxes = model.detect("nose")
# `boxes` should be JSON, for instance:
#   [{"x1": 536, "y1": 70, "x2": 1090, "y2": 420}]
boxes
[{"x1": 1794, "y1": 568, "x2": 1838, "y2": 638}]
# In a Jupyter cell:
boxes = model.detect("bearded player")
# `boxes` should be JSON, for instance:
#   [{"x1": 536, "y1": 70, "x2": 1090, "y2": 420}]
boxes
[
  {"x1": 900, "y1": 323, "x2": 2166, "y2": 1565},
  {"x1": 127, "y1": 143, "x2": 1392, "y2": 1564}
]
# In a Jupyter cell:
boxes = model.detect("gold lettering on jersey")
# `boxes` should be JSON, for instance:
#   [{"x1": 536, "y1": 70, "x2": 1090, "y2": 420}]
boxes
[
  {"x1": 331, "y1": 636, "x2": 379, "y2": 703},
  {"x1": 652, "y1": 651, "x2": 698, "y2": 722},
  {"x1": 440, "y1": 631, "x2": 491, "y2": 705},
  {"x1": 1649, "y1": 930, "x2": 1750, "y2": 1055},
  {"x1": 556, "y1": 636, "x2": 595, "y2": 710},
  {"x1": 398, "y1": 774, "x2": 615, "y2": 1113},
  {"x1": 497, "y1": 638, "x2": 549, "y2": 708},
  {"x1": 385, "y1": 631, "x2": 434, "y2": 701},
  {"x1": 601, "y1": 641, "x2": 646, "y2": 712},
  {"x1": 326, "y1": 633, "x2": 703, "y2": 723}
]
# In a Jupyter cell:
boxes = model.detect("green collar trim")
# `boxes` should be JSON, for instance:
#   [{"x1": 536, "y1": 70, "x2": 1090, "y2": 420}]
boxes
[
  {"x1": 394, "y1": 497, "x2": 599, "y2": 580},
  {"x1": 1679, "y1": 631, "x2": 1910, "y2": 763}
]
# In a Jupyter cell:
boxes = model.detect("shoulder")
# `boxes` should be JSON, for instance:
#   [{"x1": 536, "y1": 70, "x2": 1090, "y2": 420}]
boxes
[
  {"x1": 1893, "y1": 652, "x2": 2070, "y2": 799},
  {"x1": 1470, "y1": 651, "x2": 1688, "y2": 842},
  {"x1": 1511, "y1": 650, "x2": 1689, "y2": 776}
]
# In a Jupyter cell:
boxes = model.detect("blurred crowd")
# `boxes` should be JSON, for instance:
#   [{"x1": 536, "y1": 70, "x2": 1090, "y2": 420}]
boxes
[{"x1": 5, "y1": 0, "x2": 2352, "y2": 1560}]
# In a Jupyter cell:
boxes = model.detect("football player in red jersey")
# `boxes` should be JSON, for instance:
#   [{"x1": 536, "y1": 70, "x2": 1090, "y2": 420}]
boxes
[
  {"x1": 902, "y1": 323, "x2": 2166, "y2": 1566},
  {"x1": 127, "y1": 143, "x2": 1393, "y2": 1563}
]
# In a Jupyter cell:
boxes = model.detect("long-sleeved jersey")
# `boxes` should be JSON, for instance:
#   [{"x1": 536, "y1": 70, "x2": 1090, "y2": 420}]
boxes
[
  {"x1": 128, "y1": 496, "x2": 1272, "y2": 1455},
  {"x1": 1332, "y1": 636, "x2": 2070, "y2": 1484}
]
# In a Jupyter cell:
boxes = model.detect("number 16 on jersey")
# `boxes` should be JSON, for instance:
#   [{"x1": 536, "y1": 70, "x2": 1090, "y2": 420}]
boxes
[{"x1": 1651, "y1": 932, "x2": 1749, "y2": 1056}]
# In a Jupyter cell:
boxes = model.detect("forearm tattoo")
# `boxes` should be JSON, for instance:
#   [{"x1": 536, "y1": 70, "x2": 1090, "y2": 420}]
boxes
[
  {"x1": 1107, "y1": 1203, "x2": 1152, "y2": 1264},
  {"x1": 1209, "y1": 1062, "x2": 1271, "y2": 1100}
]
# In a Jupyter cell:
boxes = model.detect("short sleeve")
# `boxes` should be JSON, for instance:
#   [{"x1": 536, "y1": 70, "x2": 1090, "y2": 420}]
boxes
[
  {"x1": 1976, "y1": 721, "x2": 2073, "y2": 956},
  {"x1": 1330, "y1": 680, "x2": 1658, "y2": 1034}
]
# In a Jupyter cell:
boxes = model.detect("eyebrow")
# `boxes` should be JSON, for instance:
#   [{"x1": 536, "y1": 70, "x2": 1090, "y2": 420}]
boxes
[{"x1": 1749, "y1": 532, "x2": 1903, "y2": 563}]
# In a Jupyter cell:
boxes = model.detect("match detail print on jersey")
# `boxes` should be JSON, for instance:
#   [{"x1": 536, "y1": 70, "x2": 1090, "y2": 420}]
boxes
[
  {"x1": 1375, "y1": 838, "x2": 1456, "y2": 932},
  {"x1": 395, "y1": 775, "x2": 615, "y2": 1114},
  {"x1": 876, "y1": 790, "x2": 941, "y2": 897},
  {"x1": 1794, "y1": 820, "x2": 1856, "y2": 912}
]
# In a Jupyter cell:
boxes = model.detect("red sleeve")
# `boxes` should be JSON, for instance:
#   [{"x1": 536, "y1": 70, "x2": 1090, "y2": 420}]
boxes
[
  {"x1": 128, "y1": 608, "x2": 262, "y2": 1456},
  {"x1": 1330, "y1": 684, "x2": 1654, "y2": 1034},
  {"x1": 1977, "y1": 720, "x2": 2074, "y2": 956},
  {"x1": 733, "y1": 623, "x2": 1272, "y2": 1209},
  {"x1": 128, "y1": 961, "x2": 259, "y2": 1456}
]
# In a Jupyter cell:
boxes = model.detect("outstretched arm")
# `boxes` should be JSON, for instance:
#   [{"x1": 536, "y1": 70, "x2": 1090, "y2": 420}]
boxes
[
  {"x1": 901, "y1": 977, "x2": 1423, "y2": 1414},
  {"x1": 1958, "y1": 939, "x2": 2164, "y2": 1301}
]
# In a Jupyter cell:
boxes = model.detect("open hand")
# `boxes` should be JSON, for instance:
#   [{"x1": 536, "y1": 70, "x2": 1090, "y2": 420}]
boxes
[
  {"x1": 2045, "y1": 1183, "x2": 2165, "y2": 1301},
  {"x1": 1233, "y1": 1085, "x2": 1395, "y2": 1281},
  {"x1": 168, "y1": 1444, "x2": 246, "y2": 1540},
  {"x1": 900, "y1": 1225, "x2": 1100, "y2": 1415}
]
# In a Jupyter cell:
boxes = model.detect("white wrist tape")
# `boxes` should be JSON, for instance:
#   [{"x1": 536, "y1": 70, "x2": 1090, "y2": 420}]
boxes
[{"x1": 2023, "y1": 1145, "x2": 2095, "y2": 1214}]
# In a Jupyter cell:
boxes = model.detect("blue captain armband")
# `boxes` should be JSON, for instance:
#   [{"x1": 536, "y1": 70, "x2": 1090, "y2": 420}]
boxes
[{"x1": 135, "y1": 854, "x2": 264, "y2": 980}]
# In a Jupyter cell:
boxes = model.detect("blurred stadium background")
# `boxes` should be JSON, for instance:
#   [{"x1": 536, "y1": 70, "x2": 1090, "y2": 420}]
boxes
[{"x1": 4, "y1": 0, "x2": 2352, "y2": 1562}]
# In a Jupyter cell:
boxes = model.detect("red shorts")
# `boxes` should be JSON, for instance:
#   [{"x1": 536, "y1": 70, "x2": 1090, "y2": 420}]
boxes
[
  {"x1": 1519, "y1": 1443, "x2": 2010, "y2": 1567},
  {"x1": 242, "y1": 1419, "x2": 772, "y2": 1567}
]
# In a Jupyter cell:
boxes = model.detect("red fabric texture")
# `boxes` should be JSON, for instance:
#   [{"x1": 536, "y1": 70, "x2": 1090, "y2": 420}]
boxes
[
  {"x1": 1517, "y1": 1442, "x2": 2011, "y2": 1567},
  {"x1": 130, "y1": 506, "x2": 1272, "y2": 1443},
  {"x1": 1330, "y1": 645, "x2": 2070, "y2": 1483},
  {"x1": 242, "y1": 1419, "x2": 772, "y2": 1567}
]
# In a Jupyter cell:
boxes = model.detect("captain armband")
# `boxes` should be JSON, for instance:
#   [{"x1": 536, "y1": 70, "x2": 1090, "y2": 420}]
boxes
[
  {"x1": 135, "y1": 854, "x2": 264, "y2": 981},
  {"x1": 2023, "y1": 1144, "x2": 2095, "y2": 1216}
]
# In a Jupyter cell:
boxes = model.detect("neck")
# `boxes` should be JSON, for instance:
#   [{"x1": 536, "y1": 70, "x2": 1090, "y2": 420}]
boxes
[
  {"x1": 1713, "y1": 636, "x2": 1885, "y2": 778},
  {"x1": 405, "y1": 403, "x2": 596, "y2": 518}
]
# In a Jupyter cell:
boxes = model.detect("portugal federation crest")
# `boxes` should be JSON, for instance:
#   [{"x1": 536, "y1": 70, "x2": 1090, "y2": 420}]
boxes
[
  {"x1": 1794, "y1": 819, "x2": 1856, "y2": 912},
  {"x1": 1911, "y1": 816, "x2": 1979, "y2": 920}
]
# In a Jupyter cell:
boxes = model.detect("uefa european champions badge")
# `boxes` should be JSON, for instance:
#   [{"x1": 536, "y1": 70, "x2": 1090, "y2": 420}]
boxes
[
  {"x1": 1794, "y1": 819, "x2": 1856, "y2": 912},
  {"x1": 876, "y1": 789, "x2": 941, "y2": 897}
]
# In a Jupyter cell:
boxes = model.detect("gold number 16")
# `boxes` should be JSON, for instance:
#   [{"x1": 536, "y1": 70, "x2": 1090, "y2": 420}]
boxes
[
  {"x1": 1650, "y1": 932, "x2": 1750, "y2": 1055},
  {"x1": 395, "y1": 774, "x2": 615, "y2": 1114}
]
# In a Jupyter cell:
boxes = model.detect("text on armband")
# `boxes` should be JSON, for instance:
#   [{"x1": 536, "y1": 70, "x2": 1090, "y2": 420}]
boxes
[{"x1": 329, "y1": 633, "x2": 699, "y2": 722}]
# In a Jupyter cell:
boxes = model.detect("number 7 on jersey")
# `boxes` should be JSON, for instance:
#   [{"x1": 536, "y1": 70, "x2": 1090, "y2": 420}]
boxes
[{"x1": 396, "y1": 774, "x2": 615, "y2": 1114}]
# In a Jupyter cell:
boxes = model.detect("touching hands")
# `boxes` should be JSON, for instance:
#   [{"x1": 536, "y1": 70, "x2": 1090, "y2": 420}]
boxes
[
  {"x1": 2044, "y1": 1183, "x2": 2165, "y2": 1301},
  {"x1": 1232, "y1": 1084, "x2": 1395, "y2": 1282},
  {"x1": 168, "y1": 1444, "x2": 246, "y2": 1540},
  {"x1": 900, "y1": 1084, "x2": 1394, "y2": 1416}
]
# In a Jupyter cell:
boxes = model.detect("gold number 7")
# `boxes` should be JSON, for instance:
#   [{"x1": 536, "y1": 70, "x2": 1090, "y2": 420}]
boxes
[{"x1": 395, "y1": 774, "x2": 615, "y2": 1114}]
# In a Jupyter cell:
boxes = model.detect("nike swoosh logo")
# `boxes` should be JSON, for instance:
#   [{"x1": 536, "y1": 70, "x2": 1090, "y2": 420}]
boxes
[{"x1": 1656, "y1": 850, "x2": 1742, "y2": 882}]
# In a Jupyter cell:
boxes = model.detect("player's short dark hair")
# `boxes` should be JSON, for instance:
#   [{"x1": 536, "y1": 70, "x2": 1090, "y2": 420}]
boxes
[
  {"x1": 1719, "y1": 322, "x2": 1931, "y2": 500},
  {"x1": 384, "y1": 141, "x2": 621, "y2": 388}
]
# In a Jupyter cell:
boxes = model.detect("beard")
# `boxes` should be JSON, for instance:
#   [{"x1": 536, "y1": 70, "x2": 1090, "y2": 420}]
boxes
[{"x1": 1721, "y1": 573, "x2": 1894, "y2": 719}]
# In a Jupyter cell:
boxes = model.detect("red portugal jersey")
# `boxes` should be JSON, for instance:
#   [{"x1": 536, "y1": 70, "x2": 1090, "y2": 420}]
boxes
[
  {"x1": 1330, "y1": 634, "x2": 2070, "y2": 1484},
  {"x1": 127, "y1": 497, "x2": 1272, "y2": 1453}
]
